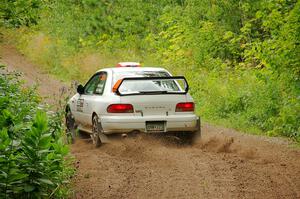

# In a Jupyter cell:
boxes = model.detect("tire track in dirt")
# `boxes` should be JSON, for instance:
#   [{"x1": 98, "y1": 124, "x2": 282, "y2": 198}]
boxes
[{"x1": 1, "y1": 43, "x2": 300, "y2": 199}]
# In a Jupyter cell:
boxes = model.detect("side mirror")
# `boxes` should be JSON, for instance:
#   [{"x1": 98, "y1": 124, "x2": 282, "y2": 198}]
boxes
[{"x1": 77, "y1": 85, "x2": 84, "y2": 95}]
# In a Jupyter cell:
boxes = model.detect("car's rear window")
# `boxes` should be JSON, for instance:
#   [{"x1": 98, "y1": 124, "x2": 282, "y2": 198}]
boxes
[
  {"x1": 113, "y1": 71, "x2": 170, "y2": 84},
  {"x1": 113, "y1": 71, "x2": 183, "y2": 93}
]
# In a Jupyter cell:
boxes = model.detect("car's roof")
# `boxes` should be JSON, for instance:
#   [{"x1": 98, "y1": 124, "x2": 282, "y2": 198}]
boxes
[{"x1": 96, "y1": 67, "x2": 168, "y2": 73}]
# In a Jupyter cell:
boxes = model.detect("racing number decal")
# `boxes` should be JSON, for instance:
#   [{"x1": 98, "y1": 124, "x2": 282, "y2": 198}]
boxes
[{"x1": 77, "y1": 99, "x2": 84, "y2": 112}]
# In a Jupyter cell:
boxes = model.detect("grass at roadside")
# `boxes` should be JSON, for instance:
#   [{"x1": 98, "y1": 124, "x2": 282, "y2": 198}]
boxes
[{"x1": 1, "y1": 28, "x2": 156, "y2": 83}]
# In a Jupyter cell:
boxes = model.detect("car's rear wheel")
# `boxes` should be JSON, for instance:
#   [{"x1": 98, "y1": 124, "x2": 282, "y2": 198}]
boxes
[
  {"x1": 177, "y1": 119, "x2": 201, "y2": 145},
  {"x1": 92, "y1": 115, "x2": 102, "y2": 147},
  {"x1": 177, "y1": 131, "x2": 199, "y2": 145}
]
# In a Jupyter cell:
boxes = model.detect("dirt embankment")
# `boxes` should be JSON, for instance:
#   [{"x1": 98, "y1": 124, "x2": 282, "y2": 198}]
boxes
[{"x1": 1, "y1": 44, "x2": 300, "y2": 199}]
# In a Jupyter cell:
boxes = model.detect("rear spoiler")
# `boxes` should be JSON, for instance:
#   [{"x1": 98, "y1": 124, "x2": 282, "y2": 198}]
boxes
[{"x1": 113, "y1": 76, "x2": 189, "y2": 96}]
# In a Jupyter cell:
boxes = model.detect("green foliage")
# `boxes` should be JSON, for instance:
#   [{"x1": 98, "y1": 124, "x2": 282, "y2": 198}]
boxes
[
  {"x1": 1, "y1": 0, "x2": 299, "y2": 141},
  {"x1": 0, "y1": 68, "x2": 73, "y2": 198},
  {"x1": 191, "y1": 68, "x2": 299, "y2": 139},
  {"x1": 0, "y1": 0, "x2": 42, "y2": 27}
]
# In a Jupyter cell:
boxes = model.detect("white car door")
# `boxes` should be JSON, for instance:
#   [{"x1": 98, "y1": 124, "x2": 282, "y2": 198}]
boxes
[
  {"x1": 73, "y1": 94, "x2": 85, "y2": 124},
  {"x1": 81, "y1": 72, "x2": 108, "y2": 126}
]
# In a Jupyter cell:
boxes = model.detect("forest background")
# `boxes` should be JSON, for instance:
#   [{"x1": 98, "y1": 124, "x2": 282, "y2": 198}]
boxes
[{"x1": 1, "y1": 0, "x2": 299, "y2": 141}]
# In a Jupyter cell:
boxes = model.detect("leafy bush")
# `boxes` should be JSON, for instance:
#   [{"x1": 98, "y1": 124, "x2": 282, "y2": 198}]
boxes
[
  {"x1": 0, "y1": 66, "x2": 73, "y2": 198},
  {"x1": 0, "y1": 0, "x2": 42, "y2": 27}
]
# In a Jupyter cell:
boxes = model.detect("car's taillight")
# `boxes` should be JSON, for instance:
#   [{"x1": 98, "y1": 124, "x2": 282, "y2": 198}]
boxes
[
  {"x1": 107, "y1": 104, "x2": 134, "y2": 113},
  {"x1": 175, "y1": 102, "x2": 194, "y2": 112}
]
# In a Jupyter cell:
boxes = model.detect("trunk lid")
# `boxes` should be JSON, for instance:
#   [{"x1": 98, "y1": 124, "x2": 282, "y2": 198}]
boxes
[{"x1": 120, "y1": 94, "x2": 187, "y2": 116}]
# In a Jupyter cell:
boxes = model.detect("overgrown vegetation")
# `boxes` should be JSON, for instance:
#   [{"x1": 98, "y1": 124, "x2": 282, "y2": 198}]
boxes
[
  {"x1": 0, "y1": 66, "x2": 73, "y2": 198},
  {"x1": 1, "y1": 0, "x2": 299, "y2": 141}
]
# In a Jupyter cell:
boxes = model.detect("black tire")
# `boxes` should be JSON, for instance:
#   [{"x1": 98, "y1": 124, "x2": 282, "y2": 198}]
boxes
[
  {"x1": 65, "y1": 109, "x2": 76, "y2": 144},
  {"x1": 92, "y1": 115, "x2": 102, "y2": 148},
  {"x1": 177, "y1": 132, "x2": 198, "y2": 145},
  {"x1": 178, "y1": 118, "x2": 201, "y2": 145}
]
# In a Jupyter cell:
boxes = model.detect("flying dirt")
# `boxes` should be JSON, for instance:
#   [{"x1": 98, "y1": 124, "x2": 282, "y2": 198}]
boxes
[{"x1": 1, "y1": 44, "x2": 300, "y2": 199}]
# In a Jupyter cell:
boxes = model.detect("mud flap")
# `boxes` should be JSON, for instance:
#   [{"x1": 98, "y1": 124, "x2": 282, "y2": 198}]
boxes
[
  {"x1": 196, "y1": 117, "x2": 201, "y2": 138},
  {"x1": 97, "y1": 121, "x2": 110, "y2": 143},
  {"x1": 99, "y1": 133, "x2": 110, "y2": 143}
]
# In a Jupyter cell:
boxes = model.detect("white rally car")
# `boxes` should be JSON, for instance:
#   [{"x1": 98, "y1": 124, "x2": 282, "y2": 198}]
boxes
[{"x1": 65, "y1": 62, "x2": 200, "y2": 147}]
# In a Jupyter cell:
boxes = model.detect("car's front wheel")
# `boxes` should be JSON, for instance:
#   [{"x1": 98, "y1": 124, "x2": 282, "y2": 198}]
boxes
[
  {"x1": 65, "y1": 108, "x2": 76, "y2": 144},
  {"x1": 92, "y1": 114, "x2": 102, "y2": 148}
]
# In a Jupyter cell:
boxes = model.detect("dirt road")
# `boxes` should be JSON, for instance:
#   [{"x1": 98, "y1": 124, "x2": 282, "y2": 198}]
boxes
[{"x1": 1, "y1": 44, "x2": 300, "y2": 199}]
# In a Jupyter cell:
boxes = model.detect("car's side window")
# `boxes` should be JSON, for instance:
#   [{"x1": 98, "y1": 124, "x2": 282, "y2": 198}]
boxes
[
  {"x1": 84, "y1": 72, "x2": 107, "y2": 95},
  {"x1": 94, "y1": 72, "x2": 107, "y2": 95},
  {"x1": 84, "y1": 74, "x2": 100, "y2": 95}
]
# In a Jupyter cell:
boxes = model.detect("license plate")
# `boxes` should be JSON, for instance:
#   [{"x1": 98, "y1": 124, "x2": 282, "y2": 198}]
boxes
[{"x1": 146, "y1": 121, "x2": 165, "y2": 133}]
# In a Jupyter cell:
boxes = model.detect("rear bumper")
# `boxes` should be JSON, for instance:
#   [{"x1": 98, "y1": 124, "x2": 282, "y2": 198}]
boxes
[{"x1": 100, "y1": 114, "x2": 200, "y2": 134}]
